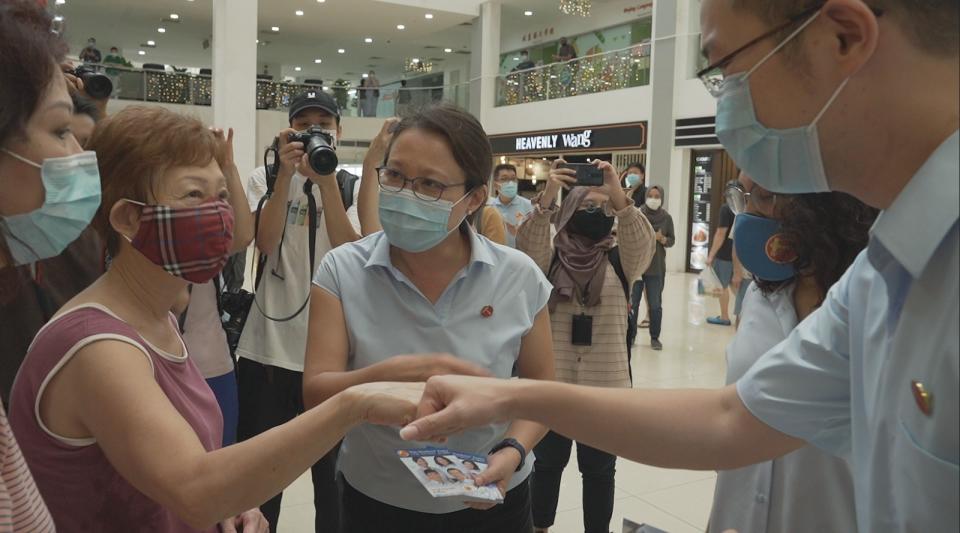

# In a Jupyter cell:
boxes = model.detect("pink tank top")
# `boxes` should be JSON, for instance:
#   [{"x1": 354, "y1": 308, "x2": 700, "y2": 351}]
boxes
[{"x1": 8, "y1": 304, "x2": 223, "y2": 533}]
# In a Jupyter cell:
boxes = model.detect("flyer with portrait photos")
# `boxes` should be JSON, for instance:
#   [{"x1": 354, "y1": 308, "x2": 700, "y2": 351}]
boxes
[{"x1": 396, "y1": 448, "x2": 504, "y2": 504}]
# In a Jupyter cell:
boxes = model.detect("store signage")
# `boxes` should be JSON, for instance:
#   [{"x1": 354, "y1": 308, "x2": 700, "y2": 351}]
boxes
[
  {"x1": 491, "y1": 122, "x2": 646, "y2": 155},
  {"x1": 515, "y1": 130, "x2": 592, "y2": 151}
]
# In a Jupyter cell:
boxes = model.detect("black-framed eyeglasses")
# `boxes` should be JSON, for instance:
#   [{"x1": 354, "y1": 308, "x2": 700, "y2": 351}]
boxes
[
  {"x1": 724, "y1": 181, "x2": 776, "y2": 215},
  {"x1": 696, "y1": 3, "x2": 883, "y2": 97},
  {"x1": 377, "y1": 166, "x2": 468, "y2": 202}
]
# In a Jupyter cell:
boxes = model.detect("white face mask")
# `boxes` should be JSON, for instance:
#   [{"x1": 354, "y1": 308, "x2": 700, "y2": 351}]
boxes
[{"x1": 645, "y1": 197, "x2": 662, "y2": 210}]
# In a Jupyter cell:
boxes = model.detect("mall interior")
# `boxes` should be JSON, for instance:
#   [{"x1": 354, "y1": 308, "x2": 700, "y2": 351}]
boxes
[{"x1": 1, "y1": 0, "x2": 957, "y2": 532}]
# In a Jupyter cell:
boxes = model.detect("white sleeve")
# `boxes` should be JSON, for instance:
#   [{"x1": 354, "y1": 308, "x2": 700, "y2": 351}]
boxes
[{"x1": 247, "y1": 167, "x2": 269, "y2": 212}]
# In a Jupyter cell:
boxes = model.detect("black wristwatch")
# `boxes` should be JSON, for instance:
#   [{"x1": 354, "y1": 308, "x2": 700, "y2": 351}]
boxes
[{"x1": 490, "y1": 438, "x2": 527, "y2": 472}]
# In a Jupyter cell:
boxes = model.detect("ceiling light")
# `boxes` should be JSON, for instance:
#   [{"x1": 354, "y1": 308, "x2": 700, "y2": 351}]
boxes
[
  {"x1": 513, "y1": 57, "x2": 519, "y2": 61},
  {"x1": 364, "y1": 37, "x2": 373, "y2": 43},
  {"x1": 295, "y1": 66, "x2": 302, "y2": 72},
  {"x1": 256, "y1": 39, "x2": 260, "y2": 43},
  {"x1": 347, "y1": 89, "x2": 357, "y2": 95},
  {"x1": 337, "y1": 48, "x2": 345, "y2": 53},
  {"x1": 271, "y1": 26, "x2": 280, "y2": 32},
  {"x1": 362, "y1": 73, "x2": 369, "y2": 78},
  {"x1": 138, "y1": 50, "x2": 146, "y2": 55},
  {"x1": 524, "y1": 10, "x2": 533, "y2": 16},
  {"x1": 157, "y1": 27, "x2": 166, "y2": 33},
  {"x1": 314, "y1": 58, "x2": 322, "y2": 64},
  {"x1": 295, "y1": 9, "x2": 304, "y2": 16},
  {"x1": 424, "y1": 13, "x2": 434, "y2": 19},
  {"x1": 170, "y1": 13, "x2": 180, "y2": 20},
  {"x1": 322, "y1": 86, "x2": 329, "y2": 90},
  {"x1": 55, "y1": 0, "x2": 65, "y2": 4},
  {"x1": 53, "y1": 15, "x2": 63, "y2": 21},
  {"x1": 147, "y1": 40, "x2": 156, "y2": 46},
  {"x1": 396, "y1": 24, "x2": 405, "y2": 30},
  {"x1": 411, "y1": 58, "x2": 420, "y2": 63},
  {"x1": 317, "y1": 0, "x2": 325, "y2": 2},
  {"x1": 443, "y1": 48, "x2": 452, "y2": 53}
]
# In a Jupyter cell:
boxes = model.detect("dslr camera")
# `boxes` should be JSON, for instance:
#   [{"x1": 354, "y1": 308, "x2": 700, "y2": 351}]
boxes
[
  {"x1": 287, "y1": 127, "x2": 338, "y2": 175},
  {"x1": 73, "y1": 65, "x2": 113, "y2": 100}
]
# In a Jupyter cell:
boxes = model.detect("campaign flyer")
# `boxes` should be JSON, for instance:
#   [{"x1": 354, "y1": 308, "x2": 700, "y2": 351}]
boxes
[{"x1": 396, "y1": 448, "x2": 504, "y2": 504}]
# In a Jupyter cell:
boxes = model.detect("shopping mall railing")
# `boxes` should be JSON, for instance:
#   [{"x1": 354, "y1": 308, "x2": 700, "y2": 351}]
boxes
[{"x1": 495, "y1": 43, "x2": 652, "y2": 107}]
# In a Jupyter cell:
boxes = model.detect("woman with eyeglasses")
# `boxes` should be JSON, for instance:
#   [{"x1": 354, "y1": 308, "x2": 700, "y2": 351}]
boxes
[
  {"x1": 707, "y1": 174, "x2": 877, "y2": 533},
  {"x1": 515, "y1": 158, "x2": 655, "y2": 533},
  {"x1": 302, "y1": 103, "x2": 556, "y2": 532}
]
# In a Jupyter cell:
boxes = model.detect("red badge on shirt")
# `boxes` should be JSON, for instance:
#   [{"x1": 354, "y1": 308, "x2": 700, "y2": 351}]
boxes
[
  {"x1": 911, "y1": 380, "x2": 934, "y2": 416},
  {"x1": 481, "y1": 306, "x2": 494, "y2": 318}
]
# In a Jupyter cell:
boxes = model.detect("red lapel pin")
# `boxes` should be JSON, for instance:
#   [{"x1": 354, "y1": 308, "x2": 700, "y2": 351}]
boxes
[
  {"x1": 911, "y1": 380, "x2": 934, "y2": 416},
  {"x1": 481, "y1": 305, "x2": 494, "y2": 318}
]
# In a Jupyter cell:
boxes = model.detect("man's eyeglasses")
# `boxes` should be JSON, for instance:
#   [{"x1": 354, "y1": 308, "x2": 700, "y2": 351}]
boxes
[
  {"x1": 724, "y1": 181, "x2": 776, "y2": 215},
  {"x1": 377, "y1": 167, "x2": 467, "y2": 202},
  {"x1": 696, "y1": 3, "x2": 882, "y2": 97}
]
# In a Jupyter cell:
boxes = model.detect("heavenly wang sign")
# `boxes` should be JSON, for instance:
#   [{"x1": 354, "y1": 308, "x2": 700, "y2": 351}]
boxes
[{"x1": 515, "y1": 130, "x2": 593, "y2": 151}]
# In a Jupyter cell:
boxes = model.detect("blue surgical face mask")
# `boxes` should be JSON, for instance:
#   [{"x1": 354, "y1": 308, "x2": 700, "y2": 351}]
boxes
[
  {"x1": 499, "y1": 180, "x2": 518, "y2": 200},
  {"x1": 733, "y1": 213, "x2": 798, "y2": 282},
  {"x1": 379, "y1": 188, "x2": 469, "y2": 253},
  {"x1": 715, "y1": 10, "x2": 849, "y2": 194},
  {"x1": 1, "y1": 150, "x2": 102, "y2": 265},
  {"x1": 625, "y1": 173, "x2": 642, "y2": 188}
]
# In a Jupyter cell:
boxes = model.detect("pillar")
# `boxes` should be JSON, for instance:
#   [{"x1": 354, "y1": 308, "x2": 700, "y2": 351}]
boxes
[{"x1": 213, "y1": 0, "x2": 258, "y2": 179}]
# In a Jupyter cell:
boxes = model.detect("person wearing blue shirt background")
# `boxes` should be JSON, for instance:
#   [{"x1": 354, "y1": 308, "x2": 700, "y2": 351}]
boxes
[
  {"x1": 401, "y1": 2, "x2": 960, "y2": 531},
  {"x1": 489, "y1": 163, "x2": 534, "y2": 248}
]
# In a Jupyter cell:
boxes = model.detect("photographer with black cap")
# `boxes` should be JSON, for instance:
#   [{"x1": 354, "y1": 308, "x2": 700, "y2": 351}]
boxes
[{"x1": 236, "y1": 90, "x2": 361, "y2": 532}]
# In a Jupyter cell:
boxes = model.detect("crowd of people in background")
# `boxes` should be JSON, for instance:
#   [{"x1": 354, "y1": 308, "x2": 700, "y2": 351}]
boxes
[{"x1": 1, "y1": 0, "x2": 957, "y2": 533}]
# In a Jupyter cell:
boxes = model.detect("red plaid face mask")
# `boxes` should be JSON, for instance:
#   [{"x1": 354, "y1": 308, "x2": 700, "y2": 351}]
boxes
[{"x1": 125, "y1": 199, "x2": 235, "y2": 283}]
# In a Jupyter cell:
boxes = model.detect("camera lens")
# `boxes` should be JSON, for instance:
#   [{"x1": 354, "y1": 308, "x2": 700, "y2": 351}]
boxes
[
  {"x1": 76, "y1": 68, "x2": 113, "y2": 99},
  {"x1": 305, "y1": 135, "x2": 338, "y2": 175}
]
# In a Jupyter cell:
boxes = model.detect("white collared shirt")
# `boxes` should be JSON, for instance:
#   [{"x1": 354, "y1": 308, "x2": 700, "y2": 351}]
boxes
[{"x1": 737, "y1": 131, "x2": 959, "y2": 531}]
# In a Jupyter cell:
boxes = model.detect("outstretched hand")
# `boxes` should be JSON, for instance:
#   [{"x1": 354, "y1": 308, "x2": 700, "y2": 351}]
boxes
[{"x1": 399, "y1": 376, "x2": 514, "y2": 443}]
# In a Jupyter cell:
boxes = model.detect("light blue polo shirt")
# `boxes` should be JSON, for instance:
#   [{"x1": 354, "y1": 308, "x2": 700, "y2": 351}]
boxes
[
  {"x1": 313, "y1": 228, "x2": 552, "y2": 514},
  {"x1": 737, "y1": 130, "x2": 959, "y2": 531},
  {"x1": 489, "y1": 194, "x2": 534, "y2": 248}
]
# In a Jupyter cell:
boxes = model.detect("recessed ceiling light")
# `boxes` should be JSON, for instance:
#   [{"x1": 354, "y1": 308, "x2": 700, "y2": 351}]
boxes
[
  {"x1": 513, "y1": 57, "x2": 519, "y2": 61},
  {"x1": 424, "y1": 13, "x2": 434, "y2": 19},
  {"x1": 396, "y1": 24, "x2": 405, "y2": 30},
  {"x1": 524, "y1": 10, "x2": 533, "y2": 16},
  {"x1": 322, "y1": 86, "x2": 329, "y2": 90},
  {"x1": 147, "y1": 40, "x2": 156, "y2": 46},
  {"x1": 271, "y1": 26, "x2": 280, "y2": 32},
  {"x1": 55, "y1": 0, "x2": 65, "y2": 4},
  {"x1": 364, "y1": 37, "x2": 373, "y2": 43},
  {"x1": 53, "y1": 15, "x2": 63, "y2": 21},
  {"x1": 157, "y1": 27, "x2": 166, "y2": 33},
  {"x1": 411, "y1": 58, "x2": 420, "y2": 63},
  {"x1": 443, "y1": 48, "x2": 453, "y2": 53},
  {"x1": 170, "y1": 13, "x2": 180, "y2": 20},
  {"x1": 362, "y1": 73, "x2": 369, "y2": 78},
  {"x1": 295, "y1": 10, "x2": 304, "y2": 16},
  {"x1": 314, "y1": 58, "x2": 322, "y2": 64},
  {"x1": 317, "y1": 0, "x2": 325, "y2": 3},
  {"x1": 256, "y1": 39, "x2": 259, "y2": 44},
  {"x1": 295, "y1": 66, "x2": 302, "y2": 72},
  {"x1": 138, "y1": 50, "x2": 146, "y2": 55},
  {"x1": 337, "y1": 48, "x2": 345, "y2": 53}
]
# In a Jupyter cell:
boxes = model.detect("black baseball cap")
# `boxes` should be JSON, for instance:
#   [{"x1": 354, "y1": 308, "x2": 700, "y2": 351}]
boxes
[{"x1": 288, "y1": 90, "x2": 340, "y2": 123}]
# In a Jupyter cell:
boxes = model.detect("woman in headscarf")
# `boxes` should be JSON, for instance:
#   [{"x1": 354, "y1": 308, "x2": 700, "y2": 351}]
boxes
[
  {"x1": 634, "y1": 185, "x2": 675, "y2": 350},
  {"x1": 516, "y1": 158, "x2": 655, "y2": 533}
]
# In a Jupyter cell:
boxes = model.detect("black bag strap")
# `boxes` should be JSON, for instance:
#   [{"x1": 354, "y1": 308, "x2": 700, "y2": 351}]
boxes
[
  {"x1": 336, "y1": 170, "x2": 359, "y2": 211},
  {"x1": 608, "y1": 246, "x2": 630, "y2": 302}
]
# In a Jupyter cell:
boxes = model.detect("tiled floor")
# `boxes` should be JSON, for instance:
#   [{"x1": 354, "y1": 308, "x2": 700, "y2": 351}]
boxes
[{"x1": 278, "y1": 273, "x2": 736, "y2": 532}]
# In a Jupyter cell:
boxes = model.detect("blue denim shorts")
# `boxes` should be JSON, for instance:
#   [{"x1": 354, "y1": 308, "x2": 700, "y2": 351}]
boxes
[{"x1": 712, "y1": 259, "x2": 734, "y2": 288}]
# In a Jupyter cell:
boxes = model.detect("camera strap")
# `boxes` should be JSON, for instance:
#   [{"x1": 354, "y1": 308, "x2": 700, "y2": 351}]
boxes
[{"x1": 249, "y1": 178, "x2": 318, "y2": 323}]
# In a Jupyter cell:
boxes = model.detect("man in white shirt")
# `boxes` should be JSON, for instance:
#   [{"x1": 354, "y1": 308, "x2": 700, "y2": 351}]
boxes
[
  {"x1": 402, "y1": 2, "x2": 959, "y2": 531},
  {"x1": 236, "y1": 91, "x2": 361, "y2": 532}
]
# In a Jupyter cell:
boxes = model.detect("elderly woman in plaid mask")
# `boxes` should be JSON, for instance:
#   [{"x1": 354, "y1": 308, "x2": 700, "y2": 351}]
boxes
[{"x1": 7, "y1": 106, "x2": 423, "y2": 533}]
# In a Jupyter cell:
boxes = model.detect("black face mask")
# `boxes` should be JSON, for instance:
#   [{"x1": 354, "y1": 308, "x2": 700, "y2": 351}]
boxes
[{"x1": 567, "y1": 210, "x2": 614, "y2": 241}]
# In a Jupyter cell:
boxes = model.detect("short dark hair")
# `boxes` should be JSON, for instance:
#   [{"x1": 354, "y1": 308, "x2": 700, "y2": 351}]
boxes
[
  {"x1": 625, "y1": 162, "x2": 645, "y2": 173},
  {"x1": 754, "y1": 192, "x2": 878, "y2": 297},
  {"x1": 423, "y1": 468, "x2": 439, "y2": 475},
  {"x1": 732, "y1": 0, "x2": 958, "y2": 56},
  {"x1": 71, "y1": 92, "x2": 100, "y2": 122},
  {"x1": 494, "y1": 163, "x2": 517, "y2": 178}
]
